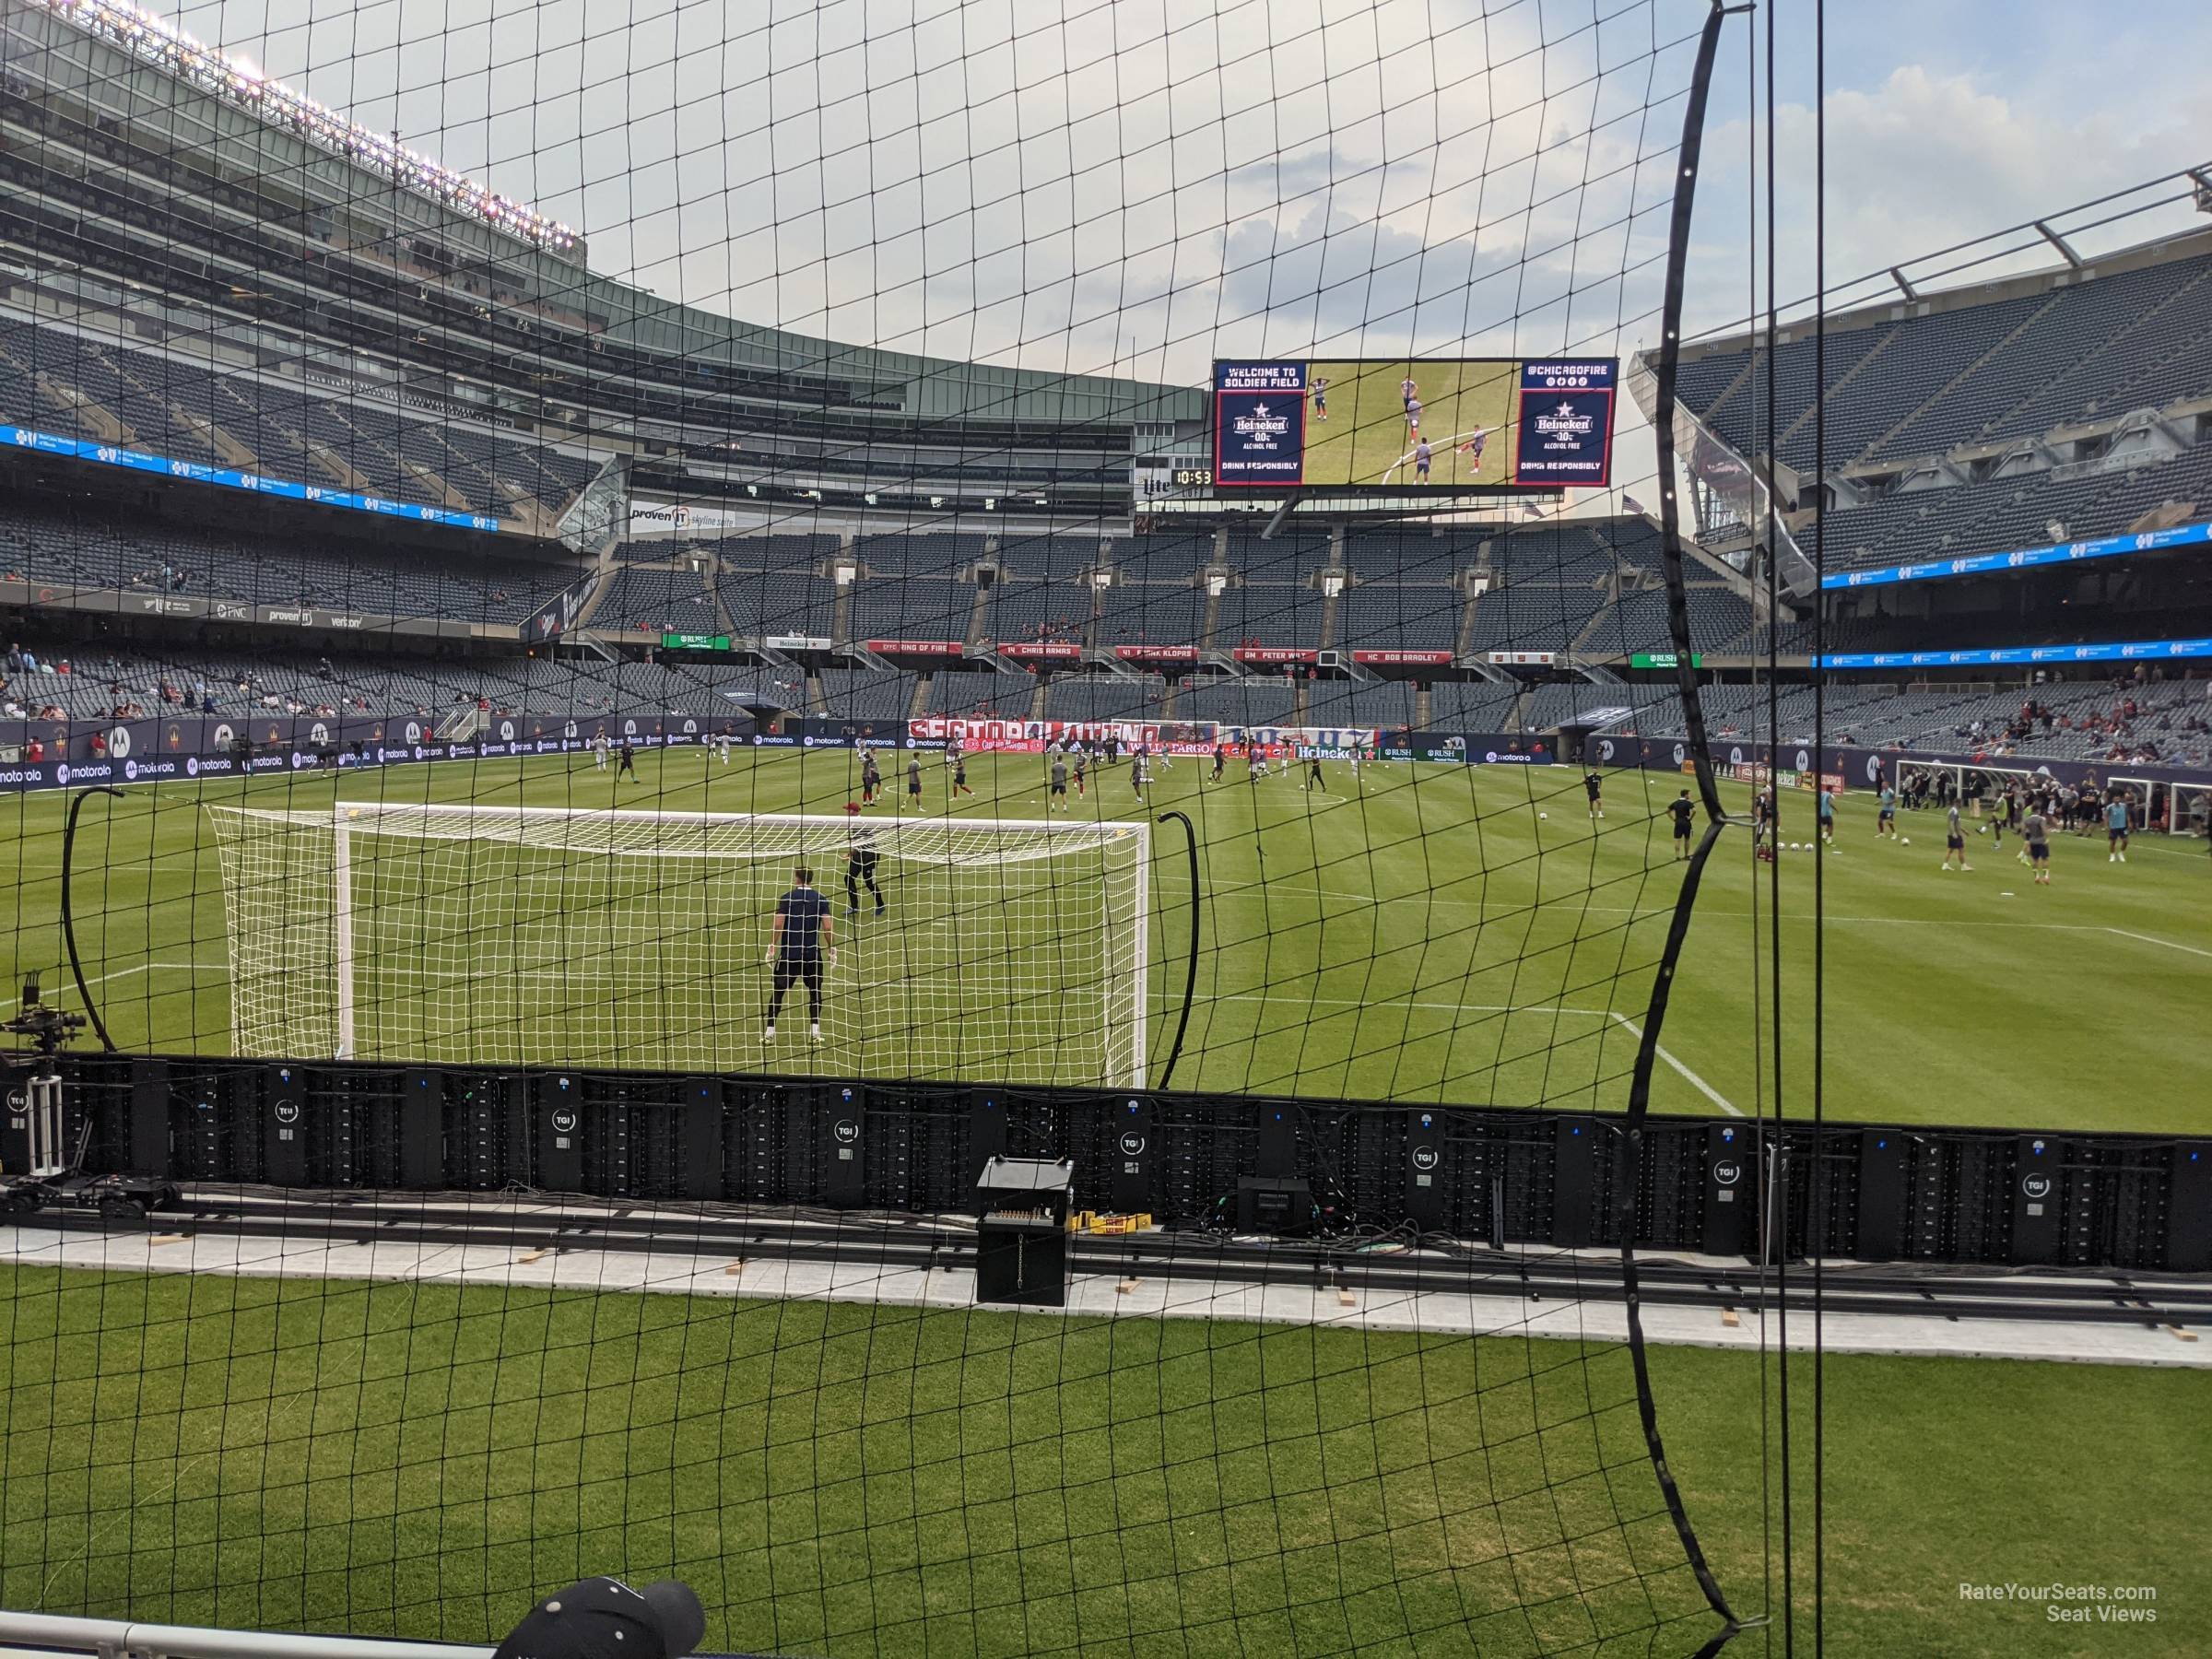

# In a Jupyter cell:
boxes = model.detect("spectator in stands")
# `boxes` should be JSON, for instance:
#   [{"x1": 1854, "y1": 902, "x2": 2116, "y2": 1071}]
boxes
[
  {"x1": 26, "y1": 737, "x2": 42, "y2": 763},
  {"x1": 88, "y1": 732, "x2": 105, "y2": 759},
  {"x1": 0, "y1": 698, "x2": 20, "y2": 719}
]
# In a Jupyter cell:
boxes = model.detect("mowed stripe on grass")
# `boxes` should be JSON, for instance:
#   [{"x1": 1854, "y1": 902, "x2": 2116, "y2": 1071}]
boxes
[{"x1": 0, "y1": 747, "x2": 2202, "y2": 1130}]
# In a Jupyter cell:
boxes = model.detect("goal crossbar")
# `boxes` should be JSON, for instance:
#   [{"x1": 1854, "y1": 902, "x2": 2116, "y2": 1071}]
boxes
[{"x1": 213, "y1": 803, "x2": 1147, "y2": 864}]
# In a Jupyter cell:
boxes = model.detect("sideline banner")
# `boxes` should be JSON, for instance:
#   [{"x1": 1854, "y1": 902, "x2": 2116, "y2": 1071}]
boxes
[
  {"x1": 0, "y1": 712, "x2": 754, "y2": 794},
  {"x1": 1582, "y1": 733, "x2": 2212, "y2": 792}
]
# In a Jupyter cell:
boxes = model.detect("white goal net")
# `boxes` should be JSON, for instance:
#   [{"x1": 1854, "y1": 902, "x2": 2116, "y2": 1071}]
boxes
[{"x1": 206, "y1": 804, "x2": 1151, "y2": 1087}]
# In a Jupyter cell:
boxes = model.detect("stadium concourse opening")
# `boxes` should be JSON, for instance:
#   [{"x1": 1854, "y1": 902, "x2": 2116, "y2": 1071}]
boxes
[{"x1": 2, "y1": 0, "x2": 2209, "y2": 1656}]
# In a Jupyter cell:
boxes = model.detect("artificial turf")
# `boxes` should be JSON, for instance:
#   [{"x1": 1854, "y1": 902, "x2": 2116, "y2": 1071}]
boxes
[{"x1": 1, "y1": 747, "x2": 2204, "y2": 1132}]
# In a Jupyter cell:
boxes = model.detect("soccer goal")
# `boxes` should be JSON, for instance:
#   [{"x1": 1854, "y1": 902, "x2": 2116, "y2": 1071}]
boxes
[
  {"x1": 207, "y1": 803, "x2": 1152, "y2": 1086},
  {"x1": 2171, "y1": 782, "x2": 2212, "y2": 840}
]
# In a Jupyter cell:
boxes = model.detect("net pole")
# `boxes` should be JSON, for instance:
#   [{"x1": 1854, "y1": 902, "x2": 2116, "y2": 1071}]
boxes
[
  {"x1": 331, "y1": 804, "x2": 356, "y2": 1060},
  {"x1": 1129, "y1": 825, "x2": 1150, "y2": 1088}
]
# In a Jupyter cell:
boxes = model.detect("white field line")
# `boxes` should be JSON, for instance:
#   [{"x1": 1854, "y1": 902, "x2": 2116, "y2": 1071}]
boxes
[
  {"x1": 1208, "y1": 991, "x2": 1744, "y2": 1116},
  {"x1": 1257, "y1": 885, "x2": 2212, "y2": 954},
  {"x1": 12, "y1": 959, "x2": 226, "y2": 1007},
  {"x1": 2105, "y1": 928, "x2": 2212, "y2": 960}
]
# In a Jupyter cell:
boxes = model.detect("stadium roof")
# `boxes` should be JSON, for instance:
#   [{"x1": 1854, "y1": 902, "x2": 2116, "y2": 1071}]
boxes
[{"x1": 29, "y1": 0, "x2": 583, "y2": 258}]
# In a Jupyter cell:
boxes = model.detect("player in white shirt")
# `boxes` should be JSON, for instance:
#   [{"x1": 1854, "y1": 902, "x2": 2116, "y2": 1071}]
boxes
[
  {"x1": 717, "y1": 733, "x2": 732, "y2": 766},
  {"x1": 594, "y1": 731, "x2": 609, "y2": 771}
]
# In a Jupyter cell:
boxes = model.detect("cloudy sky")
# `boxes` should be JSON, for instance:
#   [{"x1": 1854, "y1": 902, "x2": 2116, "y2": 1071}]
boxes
[{"x1": 166, "y1": 0, "x2": 2212, "y2": 495}]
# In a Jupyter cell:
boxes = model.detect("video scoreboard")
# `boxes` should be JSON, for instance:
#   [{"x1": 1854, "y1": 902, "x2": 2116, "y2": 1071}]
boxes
[{"x1": 1210, "y1": 358, "x2": 1617, "y2": 493}]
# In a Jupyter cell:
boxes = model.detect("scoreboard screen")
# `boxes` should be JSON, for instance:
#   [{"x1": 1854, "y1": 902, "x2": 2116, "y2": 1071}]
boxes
[{"x1": 1210, "y1": 358, "x2": 1616, "y2": 492}]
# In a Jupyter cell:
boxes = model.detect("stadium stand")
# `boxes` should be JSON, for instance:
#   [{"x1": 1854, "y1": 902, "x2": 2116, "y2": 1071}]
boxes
[
  {"x1": 0, "y1": 500, "x2": 581, "y2": 622},
  {"x1": 1675, "y1": 237, "x2": 2212, "y2": 606}
]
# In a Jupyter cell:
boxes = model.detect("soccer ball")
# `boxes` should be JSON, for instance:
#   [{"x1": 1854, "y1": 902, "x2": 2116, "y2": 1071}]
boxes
[
  {"x1": 1538, "y1": 812, "x2": 1547, "y2": 820},
  {"x1": 1788, "y1": 842, "x2": 1800, "y2": 851},
  {"x1": 1900, "y1": 837, "x2": 1911, "y2": 845}
]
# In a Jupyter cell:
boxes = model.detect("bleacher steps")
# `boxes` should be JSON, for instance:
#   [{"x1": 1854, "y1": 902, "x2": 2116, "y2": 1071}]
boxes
[
  {"x1": 1863, "y1": 290, "x2": 2065, "y2": 465},
  {"x1": 1772, "y1": 324, "x2": 1899, "y2": 457},
  {"x1": 31, "y1": 375, "x2": 128, "y2": 445}
]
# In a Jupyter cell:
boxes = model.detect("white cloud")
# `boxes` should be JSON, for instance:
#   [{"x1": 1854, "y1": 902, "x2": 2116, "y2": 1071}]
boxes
[
  {"x1": 177, "y1": 0, "x2": 1705, "y2": 389},
  {"x1": 1691, "y1": 63, "x2": 2212, "y2": 335}
]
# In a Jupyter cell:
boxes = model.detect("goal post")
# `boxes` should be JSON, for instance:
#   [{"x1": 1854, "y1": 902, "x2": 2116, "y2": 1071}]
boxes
[{"x1": 207, "y1": 803, "x2": 1153, "y2": 1087}]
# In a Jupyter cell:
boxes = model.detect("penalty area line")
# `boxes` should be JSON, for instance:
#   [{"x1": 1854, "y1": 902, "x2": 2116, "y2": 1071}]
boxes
[
  {"x1": 1210, "y1": 991, "x2": 1744, "y2": 1117},
  {"x1": 2105, "y1": 927, "x2": 2212, "y2": 960}
]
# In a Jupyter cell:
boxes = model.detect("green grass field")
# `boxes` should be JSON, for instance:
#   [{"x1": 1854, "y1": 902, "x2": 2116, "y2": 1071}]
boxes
[
  {"x1": 4, "y1": 747, "x2": 2205, "y2": 1133},
  {"x1": 3, "y1": 1262, "x2": 2206, "y2": 1657},
  {"x1": 1302, "y1": 360, "x2": 1518, "y2": 488}
]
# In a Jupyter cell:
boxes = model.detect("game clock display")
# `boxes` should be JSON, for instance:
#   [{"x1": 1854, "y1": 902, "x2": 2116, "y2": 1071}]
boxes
[{"x1": 1210, "y1": 358, "x2": 1616, "y2": 492}]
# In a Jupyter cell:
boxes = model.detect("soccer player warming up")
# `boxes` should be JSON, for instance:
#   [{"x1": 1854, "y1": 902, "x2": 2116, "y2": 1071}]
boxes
[
  {"x1": 2106, "y1": 793, "x2": 2131, "y2": 863},
  {"x1": 1667, "y1": 789, "x2": 1695, "y2": 861},
  {"x1": 843, "y1": 804, "x2": 886, "y2": 917},
  {"x1": 1818, "y1": 785, "x2": 1836, "y2": 846},
  {"x1": 763, "y1": 865, "x2": 833, "y2": 1044},
  {"x1": 1048, "y1": 751, "x2": 1070, "y2": 811},
  {"x1": 1877, "y1": 781, "x2": 1898, "y2": 838},
  {"x1": 860, "y1": 748, "x2": 881, "y2": 805},
  {"x1": 1073, "y1": 747, "x2": 1088, "y2": 797},
  {"x1": 1942, "y1": 801, "x2": 1972, "y2": 871},
  {"x1": 1583, "y1": 770, "x2": 1605, "y2": 820},
  {"x1": 950, "y1": 750, "x2": 974, "y2": 799},
  {"x1": 906, "y1": 753, "x2": 924, "y2": 809},
  {"x1": 1210, "y1": 741, "x2": 1227, "y2": 784},
  {"x1": 617, "y1": 738, "x2": 637, "y2": 782},
  {"x1": 2024, "y1": 806, "x2": 2052, "y2": 886}
]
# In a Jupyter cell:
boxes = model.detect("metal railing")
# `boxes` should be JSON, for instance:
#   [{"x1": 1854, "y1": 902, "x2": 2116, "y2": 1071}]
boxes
[{"x1": 0, "y1": 1612, "x2": 491, "y2": 1659}]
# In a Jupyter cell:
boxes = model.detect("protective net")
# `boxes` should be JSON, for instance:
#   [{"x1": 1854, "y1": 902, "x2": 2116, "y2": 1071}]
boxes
[{"x1": 0, "y1": 0, "x2": 1755, "y2": 1654}]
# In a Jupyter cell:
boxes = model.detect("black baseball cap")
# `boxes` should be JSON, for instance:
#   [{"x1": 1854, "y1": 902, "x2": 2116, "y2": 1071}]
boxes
[{"x1": 492, "y1": 1578, "x2": 705, "y2": 1659}]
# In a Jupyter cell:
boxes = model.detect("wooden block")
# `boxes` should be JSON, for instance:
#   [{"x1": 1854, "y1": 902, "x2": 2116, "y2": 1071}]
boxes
[{"x1": 1720, "y1": 1308, "x2": 1740, "y2": 1328}]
